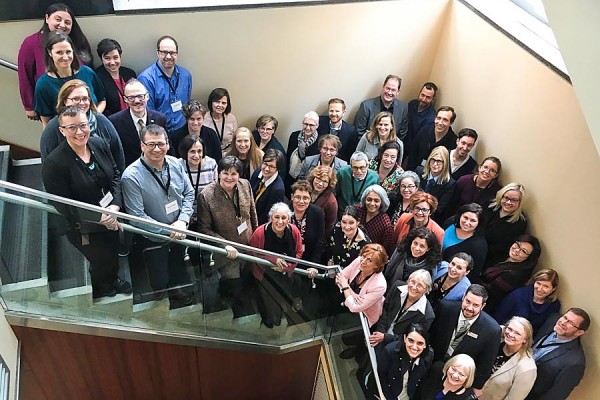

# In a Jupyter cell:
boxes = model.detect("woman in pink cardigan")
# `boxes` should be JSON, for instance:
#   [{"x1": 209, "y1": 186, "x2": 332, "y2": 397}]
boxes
[{"x1": 336, "y1": 243, "x2": 388, "y2": 327}]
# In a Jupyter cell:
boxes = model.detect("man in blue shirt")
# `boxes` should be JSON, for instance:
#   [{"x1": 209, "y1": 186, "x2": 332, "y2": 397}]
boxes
[
  {"x1": 138, "y1": 35, "x2": 192, "y2": 134},
  {"x1": 121, "y1": 124, "x2": 194, "y2": 307}
]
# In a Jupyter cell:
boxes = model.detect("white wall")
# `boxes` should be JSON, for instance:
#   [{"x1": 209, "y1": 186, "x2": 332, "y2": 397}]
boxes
[{"x1": 0, "y1": 307, "x2": 18, "y2": 400}]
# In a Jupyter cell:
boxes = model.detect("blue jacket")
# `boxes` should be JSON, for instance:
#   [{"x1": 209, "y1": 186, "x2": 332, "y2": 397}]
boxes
[{"x1": 433, "y1": 261, "x2": 471, "y2": 301}]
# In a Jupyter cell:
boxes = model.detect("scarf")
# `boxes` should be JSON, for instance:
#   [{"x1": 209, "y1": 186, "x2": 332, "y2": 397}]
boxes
[{"x1": 297, "y1": 130, "x2": 318, "y2": 159}]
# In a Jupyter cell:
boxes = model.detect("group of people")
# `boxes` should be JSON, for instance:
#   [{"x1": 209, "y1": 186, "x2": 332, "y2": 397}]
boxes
[{"x1": 20, "y1": 4, "x2": 589, "y2": 399}]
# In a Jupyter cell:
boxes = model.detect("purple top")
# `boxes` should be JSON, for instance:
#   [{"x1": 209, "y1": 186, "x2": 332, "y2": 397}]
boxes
[{"x1": 18, "y1": 32, "x2": 47, "y2": 112}]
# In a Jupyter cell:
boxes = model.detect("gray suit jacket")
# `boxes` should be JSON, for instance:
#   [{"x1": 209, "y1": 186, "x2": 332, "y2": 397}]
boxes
[
  {"x1": 297, "y1": 155, "x2": 347, "y2": 181},
  {"x1": 353, "y1": 96, "x2": 408, "y2": 140}
]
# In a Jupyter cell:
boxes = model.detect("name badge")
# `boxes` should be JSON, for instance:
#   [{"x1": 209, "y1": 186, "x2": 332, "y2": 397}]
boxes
[
  {"x1": 165, "y1": 200, "x2": 179, "y2": 214},
  {"x1": 171, "y1": 100, "x2": 183, "y2": 112},
  {"x1": 237, "y1": 220, "x2": 248, "y2": 235},
  {"x1": 467, "y1": 331, "x2": 478, "y2": 339},
  {"x1": 99, "y1": 191, "x2": 113, "y2": 208}
]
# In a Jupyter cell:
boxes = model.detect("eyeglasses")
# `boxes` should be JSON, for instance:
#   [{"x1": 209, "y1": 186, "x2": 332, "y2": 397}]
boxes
[
  {"x1": 430, "y1": 158, "x2": 444, "y2": 165},
  {"x1": 560, "y1": 315, "x2": 582, "y2": 330},
  {"x1": 258, "y1": 126, "x2": 274, "y2": 132},
  {"x1": 143, "y1": 141, "x2": 168, "y2": 150},
  {"x1": 293, "y1": 195, "x2": 310, "y2": 202},
  {"x1": 400, "y1": 184, "x2": 416, "y2": 190},
  {"x1": 157, "y1": 50, "x2": 178, "y2": 57},
  {"x1": 123, "y1": 93, "x2": 148, "y2": 102},
  {"x1": 302, "y1": 122, "x2": 317, "y2": 128},
  {"x1": 321, "y1": 147, "x2": 337, "y2": 154},
  {"x1": 514, "y1": 241, "x2": 531, "y2": 256},
  {"x1": 480, "y1": 164, "x2": 499, "y2": 174},
  {"x1": 261, "y1": 162, "x2": 277, "y2": 170},
  {"x1": 60, "y1": 121, "x2": 90, "y2": 134},
  {"x1": 67, "y1": 96, "x2": 90, "y2": 104},
  {"x1": 351, "y1": 165, "x2": 367, "y2": 172},
  {"x1": 314, "y1": 177, "x2": 329, "y2": 185},
  {"x1": 502, "y1": 195, "x2": 521, "y2": 204},
  {"x1": 413, "y1": 206, "x2": 431, "y2": 215}
]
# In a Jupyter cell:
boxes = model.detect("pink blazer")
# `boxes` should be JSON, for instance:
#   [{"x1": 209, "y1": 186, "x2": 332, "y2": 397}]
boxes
[{"x1": 341, "y1": 257, "x2": 387, "y2": 327}]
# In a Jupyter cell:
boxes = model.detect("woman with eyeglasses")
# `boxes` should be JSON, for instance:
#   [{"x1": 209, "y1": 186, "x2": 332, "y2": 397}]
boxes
[
  {"x1": 308, "y1": 165, "x2": 338, "y2": 236},
  {"x1": 446, "y1": 156, "x2": 502, "y2": 219},
  {"x1": 474, "y1": 234, "x2": 542, "y2": 313},
  {"x1": 18, "y1": 2, "x2": 93, "y2": 121},
  {"x1": 94, "y1": 38, "x2": 137, "y2": 117},
  {"x1": 203, "y1": 88, "x2": 238, "y2": 153},
  {"x1": 478, "y1": 317, "x2": 537, "y2": 400},
  {"x1": 356, "y1": 111, "x2": 404, "y2": 161},
  {"x1": 34, "y1": 31, "x2": 105, "y2": 127},
  {"x1": 442, "y1": 203, "x2": 488, "y2": 279},
  {"x1": 252, "y1": 114, "x2": 287, "y2": 176},
  {"x1": 416, "y1": 146, "x2": 456, "y2": 222},
  {"x1": 250, "y1": 149, "x2": 285, "y2": 225},
  {"x1": 494, "y1": 268, "x2": 561, "y2": 334},
  {"x1": 171, "y1": 100, "x2": 222, "y2": 162},
  {"x1": 354, "y1": 185, "x2": 395, "y2": 256},
  {"x1": 418, "y1": 354, "x2": 478, "y2": 399},
  {"x1": 393, "y1": 191, "x2": 445, "y2": 246},
  {"x1": 42, "y1": 105, "x2": 131, "y2": 299},
  {"x1": 286, "y1": 112, "x2": 321, "y2": 188},
  {"x1": 40, "y1": 79, "x2": 124, "y2": 173},
  {"x1": 387, "y1": 170, "x2": 420, "y2": 225},
  {"x1": 482, "y1": 183, "x2": 528, "y2": 265},
  {"x1": 385, "y1": 227, "x2": 442, "y2": 292},
  {"x1": 368, "y1": 140, "x2": 404, "y2": 193}
]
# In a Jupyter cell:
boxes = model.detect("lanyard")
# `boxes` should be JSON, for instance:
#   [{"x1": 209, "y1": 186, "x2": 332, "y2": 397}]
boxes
[
  {"x1": 163, "y1": 70, "x2": 179, "y2": 95},
  {"x1": 73, "y1": 148, "x2": 109, "y2": 198},
  {"x1": 140, "y1": 158, "x2": 171, "y2": 200},
  {"x1": 351, "y1": 176, "x2": 368, "y2": 200},
  {"x1": 211, "y1": 114, "x2": 226, "y2": 142},
  {"x1": 185, "y1": 160, "x2": 201, "y2": 200}
]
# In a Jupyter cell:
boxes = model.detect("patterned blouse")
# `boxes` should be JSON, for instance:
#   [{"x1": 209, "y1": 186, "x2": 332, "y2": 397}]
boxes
[
  {"x1": 368, "y1": 159, "x2": 404, "y2": 193},
  {"x1": 326, "y1": 224, "x2": 370, "y2": 269}
]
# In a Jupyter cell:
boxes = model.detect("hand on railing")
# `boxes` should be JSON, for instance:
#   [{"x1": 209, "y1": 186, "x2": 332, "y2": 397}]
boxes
[
  {"x1": 99, "y1": 205, "x2": 122, "y2": 231},
  {"x1": 224, "y1": 245, "x2": 238, "y2": 259},
  {"x1": 271, "y1": 258, "x2": 288, "y2": 273},
  {"x1": 169, "y1": 220, "x2": 187, "y2": 240}
]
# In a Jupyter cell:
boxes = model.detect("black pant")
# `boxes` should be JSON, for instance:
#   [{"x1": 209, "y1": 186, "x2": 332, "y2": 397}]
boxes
[
  {"x1": 135, "y1": 236, "x2": 190, "y2": 291},
  {"x1": 66, "y1": 230, "x2": 119, "y2": 290}
]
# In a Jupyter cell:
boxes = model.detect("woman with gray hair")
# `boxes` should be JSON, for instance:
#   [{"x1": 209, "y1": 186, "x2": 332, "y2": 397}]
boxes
[
  {"x1": 354, "y1": 185, "x2": 395, "y2": 256},
  {"x1": 286, "y1": 111, "x2": 321, "y2": 183},
  {"x1": 387, "y1": 170, "x2": 421, "y2": 225},
  {"x1": 248, "y1": 202, "x2": 303, "y2": 328},
  {"x1": 171, "y1": 99, "x2": 222, "y2": 161}
]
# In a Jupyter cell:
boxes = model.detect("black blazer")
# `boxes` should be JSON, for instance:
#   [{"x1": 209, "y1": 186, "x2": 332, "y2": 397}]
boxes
[
  {"x1": 442, "y1": 232, "x2": 488, "y2": 279},
  {"x1": 42, "y1": 136, "x2": 121, "y2": 232},
  {"x1": 416, "y1": 165, "x2": 456, "y2": 222},
  {"x1": 374, "y1": 284, "x2": 435, "y2": 345},
  {"x1": 406, "y1": 125, "x2": 457, "y2": 172},
  {"x1": 429, "y1": 300, "x2": 502, "y2": 389},
  {"x1": 109, "y1": 108, "x2": 167, "y2": 167},
  {"x1": 451, "y1": 156, "x2": 478, "y2": 181},
  {"x1": 526, "y1": 314, "x2": 587, "y2": 400},
  {"x1": 171, "y1": 124, "x2": 223, "y2": 163},
  {"x1": 250, "y1": 168, "x2": 285, "y2": 226},
  {"x1": 317, "y1": 116, "x2": 359, "y2": 162},
  {"x1": 287, "y1": 203, "x2": 325, "y2": 263},
  {"x1": 94, "y1": 65, "x2": 137, "y2": 117}
]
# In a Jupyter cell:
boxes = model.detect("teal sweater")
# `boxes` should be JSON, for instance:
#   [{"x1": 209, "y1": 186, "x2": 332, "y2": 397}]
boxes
[{"x1": 336, "y1": 166, "x2": 379, "y2": 211}]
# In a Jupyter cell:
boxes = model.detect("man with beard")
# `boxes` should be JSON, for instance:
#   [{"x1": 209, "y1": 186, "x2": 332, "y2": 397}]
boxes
[
  {"x1": 406, "y1": 105, "x2": 458, "y2": 171},
  {"x1": 316, "y1": 98, "x2": 359, "y2": 162},
  {"x1": 354, "y1": 74, "x2": 409, "y2": 140},
  {"x1": 450, "y1": 128, "x2": 479, "y2": 180},
  {"x1": 405, "y1": 82, "x2": 438, "y2": 157},
  {"x1": 109, "y1": 79, "x2": 167, "y2": 167}
]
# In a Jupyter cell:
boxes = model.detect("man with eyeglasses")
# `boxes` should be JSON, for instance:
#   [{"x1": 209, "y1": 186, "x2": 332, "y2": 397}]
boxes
[
  {"x1": 138, "y1": 35, "x2": 192, "y2": 134},
  {"x1": 335, "y1": 151, "x2": 378, "y2": 215},
  {"x1": 316, "y1": 98, "x2": 359, "y2": 162},
  {"x1": 527, "y1": 308, "x2": 590, "y2": 399},
  {"x1": 354, "y1": 74, "x2": 409, "y2": 140},
  {"x1": 428, "y1": 284, "x2": 501, "y2": 396},
  {"x1": 109, "y1": 79, "x2": 167, "y2": 167},
  {"x1": 406, "y1": 106, "x2": 458, "y2": 171},
  {"x1": 297, "y1": 134, "x2": 347, "y2": 181},
  {"x1": 121, "y1": 124, "x2": 194, "y2": 307}
]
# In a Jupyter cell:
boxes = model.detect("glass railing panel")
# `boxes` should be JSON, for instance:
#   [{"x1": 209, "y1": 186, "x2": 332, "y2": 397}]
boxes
[{"x1": 0, "y1": 180, "x2": 336, "y2": 348}]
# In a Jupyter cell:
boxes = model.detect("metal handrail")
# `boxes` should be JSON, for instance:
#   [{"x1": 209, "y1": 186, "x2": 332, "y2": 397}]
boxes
[
  {"x1": 0, "y1": 179, "x2": 335, "y2": 275},
  {"x1": 0, "y1": 58, "x2": 17, "y2": 71}
]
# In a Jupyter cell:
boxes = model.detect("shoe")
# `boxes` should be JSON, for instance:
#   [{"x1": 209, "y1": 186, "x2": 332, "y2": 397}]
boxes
[
  {"x1": 339, "y1": 346, "x2": 358, "y2": 359},
  {"x1": 113, "y1": 278, "x2": 132, "y2": 295},
  {"x1": 153, "y1": 290, "x2": 167, "y2": 301},
  {"x1": 93, "y1": 284, "x2": 117, "y2": 299},
  {"x1": 170, "y1": 288, "x2": 193, "y2": 306},
  {"x1": 261, "y1": 320, "x2": 274, "y2": 329},
  {"x1": 292, "y1": 297, "x2": 303, "y2": 312}
]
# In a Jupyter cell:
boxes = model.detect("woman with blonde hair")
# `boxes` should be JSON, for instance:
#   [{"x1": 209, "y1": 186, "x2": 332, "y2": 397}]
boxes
[
  {"x1": 39, "y1": 79, "x2": 124, "y2": 172},
  {"x1": 226, "y1": 127, "x2": 263, "y2": 179},
  {"x1": 494, "y1": 268, "x2": 561, "y2": 334},
  {"x1": 479, "y1": 316, "x2": 537, "y2": 400},
  {"x1": 419, "y1": 353, "x2": 478, "y2": 399},
  {"x1": 416, "y1": 146, "x2": 456, "y2": 221},
  {"x1": 483, "y1": 183, "x2": 528, "y2": 265},
  {"x1": 356, "y1": 111, "x2": 403, "y2": 160}
]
